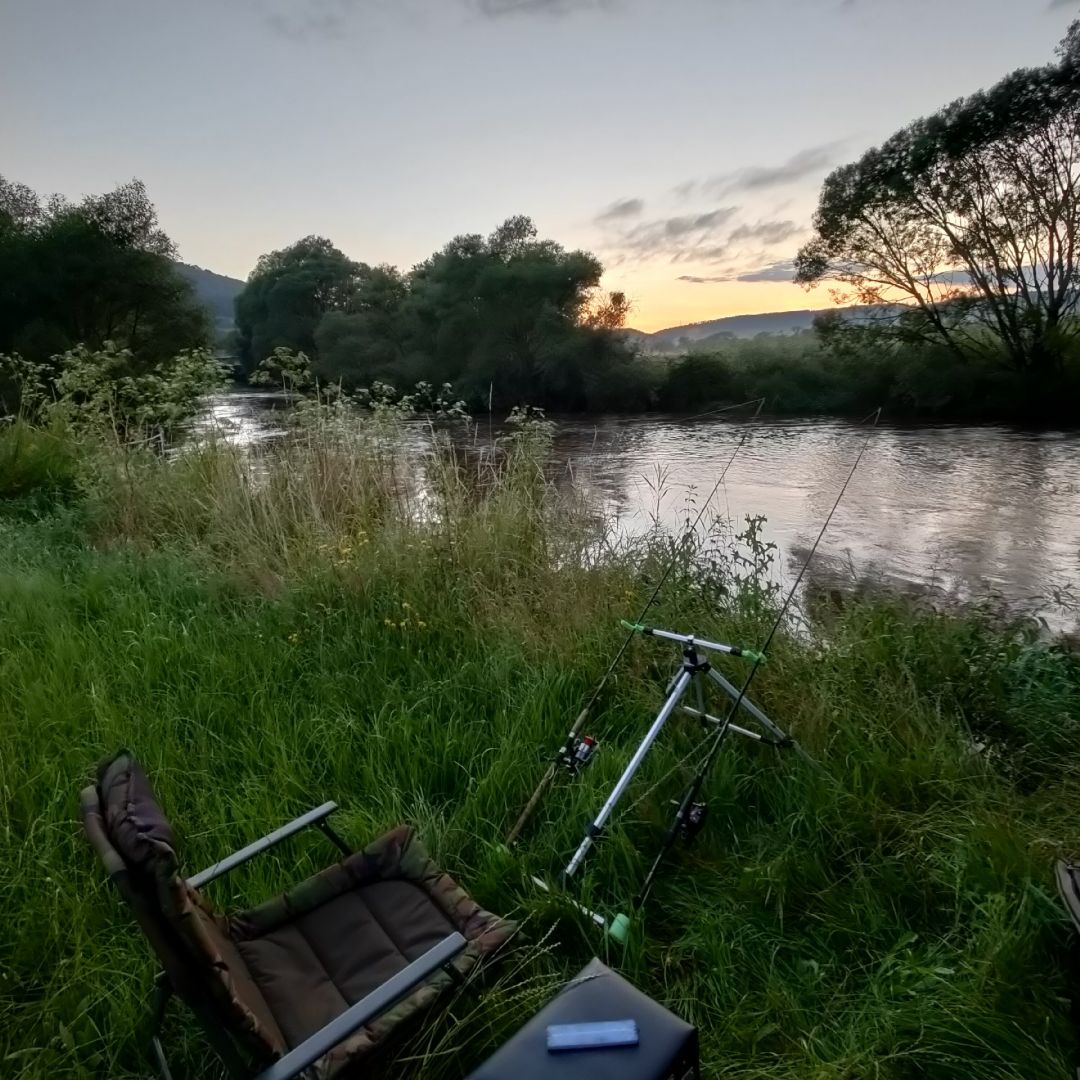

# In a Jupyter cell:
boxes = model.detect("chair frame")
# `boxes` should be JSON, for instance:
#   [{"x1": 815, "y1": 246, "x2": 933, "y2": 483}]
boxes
[{"x1": 143, "y1": 801, "x2": 467, "y2": 1080}]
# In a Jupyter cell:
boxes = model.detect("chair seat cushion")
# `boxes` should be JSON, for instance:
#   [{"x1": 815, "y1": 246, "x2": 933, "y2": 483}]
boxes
[
  {"x1": 229, "y1": 825, "x2": 516, "y2": 1076},
  {"x1": 238, "y1": 880, "x2": 454, "y2": 1048}
]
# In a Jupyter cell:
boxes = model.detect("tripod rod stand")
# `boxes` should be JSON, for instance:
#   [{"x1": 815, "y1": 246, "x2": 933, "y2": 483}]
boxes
[{"x1": 562, "y1": 629, "x2": 796, "y2": 881}]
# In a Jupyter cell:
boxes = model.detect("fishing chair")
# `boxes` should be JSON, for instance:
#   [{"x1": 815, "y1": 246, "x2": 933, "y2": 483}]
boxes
[{"x1": 80, "y1": 750, "x2": 516, "y2": 1079}]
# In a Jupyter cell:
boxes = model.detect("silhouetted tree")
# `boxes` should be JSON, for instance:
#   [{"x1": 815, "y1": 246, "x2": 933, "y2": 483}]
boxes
[
  {"x1": 0, "y1": 177, "x2": 208, "y2": 367},
  {"x1": 796, "y1": 22, "x2": 1080, "y2": 373},
  {"x1": 234, "y1": 236, "x2": 369, "y2": 373}
]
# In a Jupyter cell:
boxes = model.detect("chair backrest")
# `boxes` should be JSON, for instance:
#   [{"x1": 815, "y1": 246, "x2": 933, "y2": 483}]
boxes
[{"x1": 81, "y1": 751, "x2": 287, "y2": 1064}]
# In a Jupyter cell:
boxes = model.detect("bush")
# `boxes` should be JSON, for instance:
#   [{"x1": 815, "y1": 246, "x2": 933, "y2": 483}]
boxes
[
  {"x1": 0, "y1": 343, "x2": 227, "y2": 442},
  {"x1": 0, "y1": 420, "x2": 80, "y2": 501},
  {"x1": 652, "y1": 332, "x2": 1080, "y2": 421}
]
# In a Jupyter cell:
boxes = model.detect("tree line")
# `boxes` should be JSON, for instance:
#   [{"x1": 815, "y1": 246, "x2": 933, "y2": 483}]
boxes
[{"x1": 233, "y1": 216, "x2": 646, "y2": 412}]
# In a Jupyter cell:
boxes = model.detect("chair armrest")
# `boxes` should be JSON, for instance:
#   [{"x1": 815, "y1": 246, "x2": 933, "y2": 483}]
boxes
[
  {"x1": 252, "y1": 931, "x2": 468, "y2": 1080},
  {"x1": 187, "y1": 802, "x2": 339, "y2": 889}
]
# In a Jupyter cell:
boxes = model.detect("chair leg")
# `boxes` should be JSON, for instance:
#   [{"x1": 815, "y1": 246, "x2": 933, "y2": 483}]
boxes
[
  {"x1": 315, "y1": 819, "x2": 352, "y2": 857},
  {"x1": 149, "y1": 974, "x2": 175, "y2": 1080},
  {"x1": 441, "y1": 961, "x2": 466, "y2": 988},
  {"x1": 152, "y1": 970, "x2": 251, "y2": 1080}
]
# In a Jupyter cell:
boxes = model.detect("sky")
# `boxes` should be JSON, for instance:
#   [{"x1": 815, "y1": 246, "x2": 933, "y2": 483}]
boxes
[{"x1": 3, "y1": 0, "x2": 1076, "y2": 331}]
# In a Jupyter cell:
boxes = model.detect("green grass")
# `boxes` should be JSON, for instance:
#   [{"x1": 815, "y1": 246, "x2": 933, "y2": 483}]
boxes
[{"x1": 1, "y1": 414, "x2": 1079, "y2": 1078}]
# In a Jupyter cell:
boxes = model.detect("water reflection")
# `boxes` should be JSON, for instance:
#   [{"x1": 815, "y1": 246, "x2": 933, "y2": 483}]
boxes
[{"x1": 193, "y1": 393, "x2": 1080, "y2": 630}]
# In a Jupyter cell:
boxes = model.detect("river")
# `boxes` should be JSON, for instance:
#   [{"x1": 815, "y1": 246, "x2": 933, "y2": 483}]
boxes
[{"x1": 194, "y1": 391, "x2": 1080, "y2": 632}]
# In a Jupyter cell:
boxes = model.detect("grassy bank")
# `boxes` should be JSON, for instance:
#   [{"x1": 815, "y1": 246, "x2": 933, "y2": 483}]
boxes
[{"x1": 2, "y1": 412, "x2": 1080, "y2": 1078}]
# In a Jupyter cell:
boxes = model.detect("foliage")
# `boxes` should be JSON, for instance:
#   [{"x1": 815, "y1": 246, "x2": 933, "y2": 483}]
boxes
[
  {"x1": 234, "y1": 236, "x2": 371, "y2": 374},
  {"x1": 0, "y1": 417, "x2": 1079, "y2": 1078},
  {"x1": 0, "y1": 419, "x2": 80, "y2": 501},
  {"x1": 0, "y1": 176, "x2": 209, "y2": 378},
  {"x1": 240, "y1": 217, "x2": 639, "y2": 412},
  {"x1": 655, "y1": 332, "x2": 1080, "y2": 420},
  {"x1": 311, "y1": 265, "x2": 409, "y2": 387},
  {"x1": 248, "y1": 345, "x2": 316, "y2": 392},
  {"x1": 250, "y1": 348, "x2": 469, "y2": 422},
  {"x1": 796, "y1": 23, "x2": 1080, "y2": 374},
  {"x1": 0, "y1": 343, "x2": 226, "y2": 442},
  {"x1": 392, "y1": 215, "x2": 633, "y2": 410}
]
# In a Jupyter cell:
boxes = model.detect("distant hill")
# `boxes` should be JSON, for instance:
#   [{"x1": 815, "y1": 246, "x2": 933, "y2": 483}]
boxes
[
  {"x1": 626, "y1": 308, "x2": 833, "y2": 351},
  {"x1": 174, "y1": 262, "x2": 245, "y2": 332},
  {"x1": 628, "y1": 305, "x2": 918, "y2": 352}
]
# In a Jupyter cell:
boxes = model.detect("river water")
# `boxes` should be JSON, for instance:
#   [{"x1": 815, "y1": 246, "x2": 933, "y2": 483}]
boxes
[{"x1": 195, "y1": 392, "x2": 1080, "y2": 631}]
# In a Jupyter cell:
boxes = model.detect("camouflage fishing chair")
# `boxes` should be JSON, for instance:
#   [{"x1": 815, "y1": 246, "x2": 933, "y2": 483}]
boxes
[{"x1": 81, "y1": 751, "x2": 515, "y2": 1079}]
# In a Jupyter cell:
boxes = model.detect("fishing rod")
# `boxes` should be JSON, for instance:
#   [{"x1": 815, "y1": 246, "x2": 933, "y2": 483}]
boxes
[
  {"x1": 505, "y1": 397, "x2": 765, "y2": 846},
  {"x1": 631, "y1": 407, "x2": 882, "y2": 910}
]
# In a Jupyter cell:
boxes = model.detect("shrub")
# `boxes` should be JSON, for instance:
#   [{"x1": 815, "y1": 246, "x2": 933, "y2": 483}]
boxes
[{"x1": 0, "y1": 420, "x2": 80, "y2": 501}]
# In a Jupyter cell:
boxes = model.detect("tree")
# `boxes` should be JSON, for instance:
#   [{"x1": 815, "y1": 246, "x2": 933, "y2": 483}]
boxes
[
  {"x1": 243, "y1": 217, "x2": 637, "y2": 410},
  {"x1": 234, "y1": 236, "x2": 369, "y2": 373},
  {"x1": 312, "y1": 265, "x2": 408, "y2": 386},
  {"x1": 0, "y1": 177, "x2": 208, "y2": 369},
  {"x1": 795, "y1": 23, "x2": 1080, "y2": 374},
  {"x1": 396, "y1": 216, "x2": 632, "y2": 408}
]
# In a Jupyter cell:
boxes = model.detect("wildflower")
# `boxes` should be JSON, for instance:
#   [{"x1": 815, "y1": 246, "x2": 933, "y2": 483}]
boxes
[
  {"x1": 384, "y1": 618, "x2": 394, "y2": 627},
  {"x1": 417, "y1": 621, "x2": 427, "y2": 629},
  {"x1": 288, "y1": 632, "x2": 300, "y2": 644}
]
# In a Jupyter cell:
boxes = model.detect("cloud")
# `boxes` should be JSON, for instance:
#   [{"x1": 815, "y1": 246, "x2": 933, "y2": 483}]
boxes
[
  {"x1": 679, "y1": 243, "x2": 730, "y2": 263},
  {"x1": 735, "y1": 260, "x2": 799, "y2": 283},
  {"x1": 600, "y1": 206, "x2": 739, "y2": 263},
  {"x1": 654, "y1": 208, "x2": 735, "y2": 237},
  {"x1": 675, "y1": 260, "x2": 798, "y2": 285},
  {"x1": 262, "y1": 0, "x2": 361, "y2": 40},
  {"x1": 594, "y1": 197, "x2": 644, "y2": 223},
  {"x1": 1047, "y1": 0, "x2": 1075, "y2": 9},
  {"x1": 727, "y1": 219, "x2": 801, "y2": 246},
  {"x1": 259, "y1": 0, "x2": 617, "y2": 38},
  {"x1": 475, "y1": 0, "x2": 618, "y2": 15},
  {"x1": 706, "y1": 142, "x2": 843, "y2": 196}
]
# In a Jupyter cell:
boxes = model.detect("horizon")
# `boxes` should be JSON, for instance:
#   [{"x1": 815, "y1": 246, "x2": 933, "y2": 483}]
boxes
[{"x1": 5, "y1": 0, "x2": 1075, "y2": 332}]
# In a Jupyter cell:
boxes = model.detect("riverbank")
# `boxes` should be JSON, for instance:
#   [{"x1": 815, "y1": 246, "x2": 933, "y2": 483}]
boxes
[
  {"x1": 196, "y1": 391, "x2": 1080, "y2": 634},
  {"x1": 2, "y1": 415, "x2": 1080, "y2": 1078}
]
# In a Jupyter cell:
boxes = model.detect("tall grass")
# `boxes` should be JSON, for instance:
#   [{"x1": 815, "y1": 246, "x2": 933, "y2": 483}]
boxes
[{"x1": 1, "y1": 408, "x2": 1079, "y2": 1078}]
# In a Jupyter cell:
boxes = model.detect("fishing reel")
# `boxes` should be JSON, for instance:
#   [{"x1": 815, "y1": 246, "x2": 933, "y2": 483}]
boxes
[
  {"x1": 670, "y1": 799, "x2": 708, "y2": 844},
  {"x1": 558, "y1": 734, "x2": 598, "y2": 775}
]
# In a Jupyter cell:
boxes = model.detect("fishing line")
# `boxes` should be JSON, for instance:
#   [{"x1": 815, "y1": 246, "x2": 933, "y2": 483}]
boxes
[
  {"x1": 633, "y1": 407, "x2": 882, "y2": 907},
  {"x1": 506, "y1": 396, "x2": 765, "y2": 844}
]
